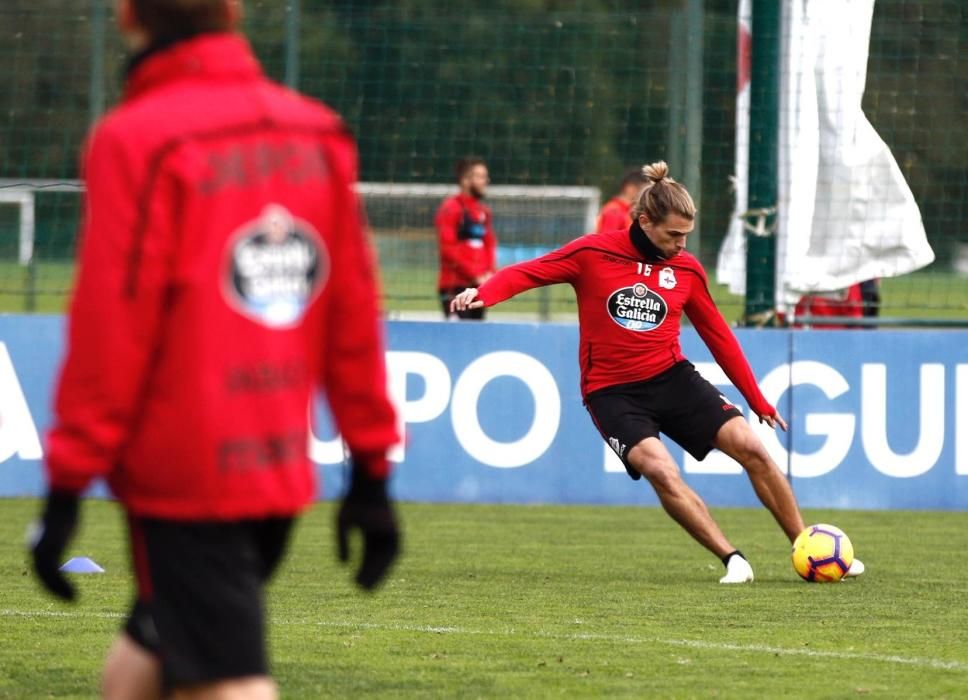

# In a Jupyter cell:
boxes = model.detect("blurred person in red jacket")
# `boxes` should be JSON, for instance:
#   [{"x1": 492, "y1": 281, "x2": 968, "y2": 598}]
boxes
[
  {"x1": 793, "y1": 286, "x2": 863, "y2": 328},
  {"x1": 792, "y1": 280, "x2": 880, "y2": 329},
  {"x1": 435, "y1": 156, "x2": 497, "y2": 320},
  {"x1": 28, "y1": 2, "x2": 400, "y2": 698},
  {"x1": 595, "y1": 167, "x2": 649, "y2": 234}
]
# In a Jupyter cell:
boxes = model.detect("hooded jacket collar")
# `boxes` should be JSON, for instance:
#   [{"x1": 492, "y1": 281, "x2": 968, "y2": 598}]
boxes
[
  {"x1": 124, "y1": 32, "x2": 263, "y2": 101},
  {"x1": 629, "y1": 220, "x2": 667, "y2": 261}
]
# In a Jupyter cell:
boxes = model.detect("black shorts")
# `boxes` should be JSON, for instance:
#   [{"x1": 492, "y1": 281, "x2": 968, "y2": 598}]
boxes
[
  {"x1": 440, "y1": 287, "x2": 486, "y2": 320},
  {"x1": 585, "y1": 360, "x2": 743, "y2": 480},
  {"x1": 124, "y1": 516, "x2": 294, "y2": 689}
]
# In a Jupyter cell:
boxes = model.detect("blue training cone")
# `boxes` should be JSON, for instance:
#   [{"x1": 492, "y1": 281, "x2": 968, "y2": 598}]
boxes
[{"x1": 59, "y1": 557, "x2": 105, "y2": 574}]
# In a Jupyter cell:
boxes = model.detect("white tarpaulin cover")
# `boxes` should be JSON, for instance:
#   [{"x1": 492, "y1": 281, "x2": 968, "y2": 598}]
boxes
[{"x1": 717, "y1": 0, "x2": 935, "y2": 308}]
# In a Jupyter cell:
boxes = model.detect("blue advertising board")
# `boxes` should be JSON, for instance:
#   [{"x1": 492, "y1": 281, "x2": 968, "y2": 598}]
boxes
[{"x1": 0, "y1": 315, "x2": 965, "y2": 509}]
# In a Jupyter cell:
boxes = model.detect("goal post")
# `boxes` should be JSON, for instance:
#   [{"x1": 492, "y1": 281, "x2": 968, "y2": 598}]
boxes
[
  {"x1": 0, "y1": 188, "x2": 34, "y2": 266},
  {"x1": 0, "y1": 179, "x2": 84, "y2": 266},
  {"x1": 1, "y1": 179, "x2": 599, "y2": 314}
]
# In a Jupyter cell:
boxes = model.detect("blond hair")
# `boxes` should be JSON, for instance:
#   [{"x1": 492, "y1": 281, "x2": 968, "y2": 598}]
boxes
[{"x1": 629, "y1": 161, "x2": 696, "y2": 223}]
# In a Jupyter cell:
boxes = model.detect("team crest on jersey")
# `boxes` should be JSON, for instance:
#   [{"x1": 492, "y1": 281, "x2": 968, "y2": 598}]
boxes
[
  {"x1": 606, "y1": 283, "x2": 668, "y2": 332},
  {"x1": 223, "y1": 204, "x2": 329, "y2": 328},
  {"x1": 659, "y1": 266, "x2": 677, "y2": 290}
]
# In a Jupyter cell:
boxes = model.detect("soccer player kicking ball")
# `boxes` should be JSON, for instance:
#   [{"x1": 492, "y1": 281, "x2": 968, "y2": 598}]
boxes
[
  {"x1": 29, "y1": 1, "x2": 400, "y2": 699},
  {"x1": 453, "y1": 161, "x2": 864, "y2": 584}
]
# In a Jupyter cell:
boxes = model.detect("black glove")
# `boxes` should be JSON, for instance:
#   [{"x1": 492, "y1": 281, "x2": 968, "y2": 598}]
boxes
[
  {"x1": 29, "y1": 489, "x2": 80, "y2": 601},
  {"x1": 336, "y1": 463, "x2": 400, "y2": 591}
]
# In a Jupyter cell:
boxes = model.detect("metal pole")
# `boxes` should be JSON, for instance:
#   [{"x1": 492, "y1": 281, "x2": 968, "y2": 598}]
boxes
[
  {"x1": 684, "y1": 0, "x2": 704, "y2": 256},
  {"x1": 285, "y1": 0, "x2": 301, "y2": 89},
  {"x1": 584, "y1": 195, "x2": 600, "y2": 233},
  {"x1": 743, "y1": 0, "x2": 780, "y2": 325},
  {"x1": 667, "y1": 10, "x2": 685, "y2": 175},
  {"x1": 538, "y1": 287, "x2": 551, "y2": 322},
  {"x1": 21, "y1": 193, "x2": 36, "y2": 312},
  {"x1": 17, "y1": 192, "x2": 35, "y2": 266},
  {"x1": 89, "y1": 0, "x2": 107, "y2": 125},
  {"x1": 25, "y1": 264, "x2": 37, "y2": 313}
]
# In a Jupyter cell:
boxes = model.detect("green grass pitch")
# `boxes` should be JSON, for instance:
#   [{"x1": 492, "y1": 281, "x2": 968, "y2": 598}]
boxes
[{"x1": 2, "y1": 499, "x2": 967, "y2": 698}]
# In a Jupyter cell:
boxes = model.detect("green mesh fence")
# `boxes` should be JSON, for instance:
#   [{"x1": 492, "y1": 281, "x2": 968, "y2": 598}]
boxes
[{"x1": 0, "y1": 0, "x2": 965, "y2": 321}]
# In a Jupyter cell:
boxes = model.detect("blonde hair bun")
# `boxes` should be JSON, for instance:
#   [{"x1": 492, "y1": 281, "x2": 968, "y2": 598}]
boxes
[{"x1": 642, "y1": 160, "x2": 670, "y2": 183}]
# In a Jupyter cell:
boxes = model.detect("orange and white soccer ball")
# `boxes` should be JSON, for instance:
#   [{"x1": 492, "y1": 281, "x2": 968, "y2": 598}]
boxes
[{"x1": 791, "y1": 524, "x2": 854, "y2": 582}]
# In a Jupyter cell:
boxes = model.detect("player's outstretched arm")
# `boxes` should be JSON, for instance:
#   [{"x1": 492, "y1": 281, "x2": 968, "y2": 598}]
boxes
[
  {"x1": 451, "y1": 287, "x2": 484, "y2": 312},
  {"x1": 452, "y1": 236, "x2": 588, "y2": 313},
  {"x1": 684, "y1": 267, "x2": 780, "y2": 425},
  {"x1": 758, "y1": 411, "x2": 788, "y2": 432}
]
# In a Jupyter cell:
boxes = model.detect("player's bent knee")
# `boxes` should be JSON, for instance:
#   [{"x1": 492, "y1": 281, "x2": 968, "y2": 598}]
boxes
[
  {"x1": 738, "y1": 438, "x2": 773, "y2": 472},
  {"x1": 728, "y1": 438, "x2": 756, "y2": 463},
  {"x1": 627, "y1": 450, "x2": 682, "y2": 492},
  {"x1": 172, "y1": 676, "x2": 277, "y2": 700},
  {"x1": 717, "y1": 423, "x2": 771, "y2": 470},
  {"x1": 648, "y1": 466, "x2": 685, "y2": 494}
]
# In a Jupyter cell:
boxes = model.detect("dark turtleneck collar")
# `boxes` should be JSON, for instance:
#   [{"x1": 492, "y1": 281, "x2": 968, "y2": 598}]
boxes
[
  {"x1": 629, "y1": 220, "x2": 667, "y2": 261},
  {"x1": 125, "y1": 31, "x2": 208, "y2": 79}
]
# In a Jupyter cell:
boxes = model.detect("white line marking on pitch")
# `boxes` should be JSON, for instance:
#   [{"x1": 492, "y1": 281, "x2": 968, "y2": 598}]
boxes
[
  {"x1": 4, "y1": 609, "x2": 966, "y2": 672},
  {"x1": 301, "y1": 620, "x2": 968, "y2": 672},
  {"x1": 1, "y1": 609, "x2": 125, "y2": 619}
]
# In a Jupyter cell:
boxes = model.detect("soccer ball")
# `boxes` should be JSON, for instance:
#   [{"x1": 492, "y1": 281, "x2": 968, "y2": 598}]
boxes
[{"x1": 791, "y1": 524, "x2": 854, "y2": 582}]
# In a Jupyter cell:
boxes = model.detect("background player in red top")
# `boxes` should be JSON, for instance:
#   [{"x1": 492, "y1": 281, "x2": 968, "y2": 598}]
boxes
[
  {"x1": 595, "y1": 167, "x2": 648, "y2": 234},
  {"x1": 454, "y1": 162, "x2": 864, "y2": 583},
  {"x1": 435, "y1": 157, "x2": 497, "y2": 320},
  {"x1": 28, "y1": 1, "x2": 400, "y2": 698}
]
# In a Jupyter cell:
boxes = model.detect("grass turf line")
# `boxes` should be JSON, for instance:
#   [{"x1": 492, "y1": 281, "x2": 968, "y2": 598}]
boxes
[{"x1": 2, "y1": 499, "x2": 967, "y2": 698}]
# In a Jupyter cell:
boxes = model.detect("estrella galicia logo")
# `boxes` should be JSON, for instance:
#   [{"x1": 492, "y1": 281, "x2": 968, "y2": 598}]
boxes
[
  {"x1": 223, "y1": 204, "x2": 329, "y2": 328},
  {"x1": 606, "y1": 283, "x2": 668, "y2": 331}
]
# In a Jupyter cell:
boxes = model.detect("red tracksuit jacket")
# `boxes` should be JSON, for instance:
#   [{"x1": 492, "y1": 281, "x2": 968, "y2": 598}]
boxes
[
  {"x1": 46, "y1": 34, "x2": 398, "y2": 519},
  {"x1": 435, "y1": 193, "x2": 497, "y2": 290},
  {"x1": 595, "y1": 197, "x2": 632, "y2": 234},
  {"x1": 477, "y1": 225, "x2": 775, "y2": 416}
]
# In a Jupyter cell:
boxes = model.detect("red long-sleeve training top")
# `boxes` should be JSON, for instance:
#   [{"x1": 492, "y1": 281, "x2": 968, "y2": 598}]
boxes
[
  {"x1": 45, "y1": 34, "x2": 399, "y2": 519},
  {"x1": 476, "y1": 225, "x2": 775, "y2": 416},
  {"x1": 435, "y1": 193, "x2": 497, "y2": 289}
]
